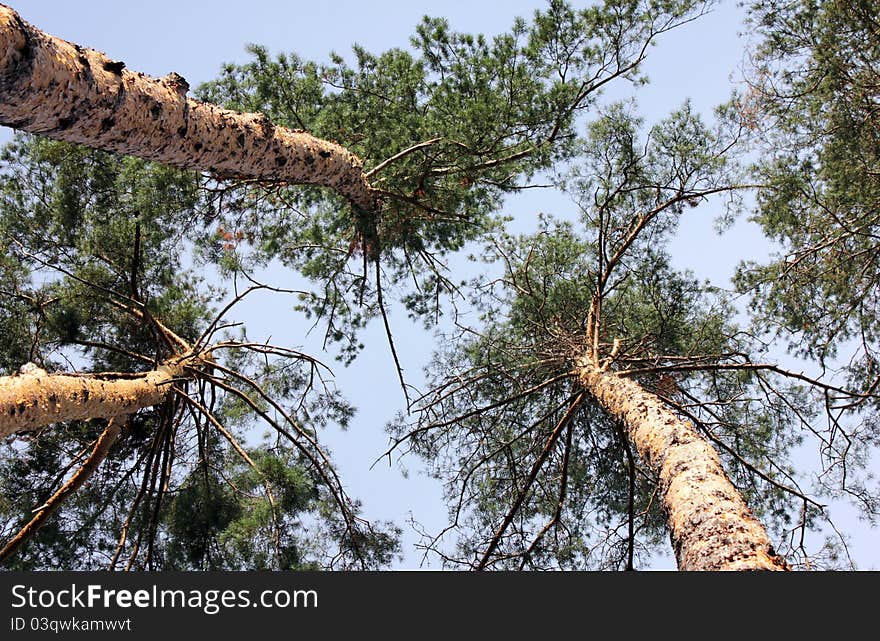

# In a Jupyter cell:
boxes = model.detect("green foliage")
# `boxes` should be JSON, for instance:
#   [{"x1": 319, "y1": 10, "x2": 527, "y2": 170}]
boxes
[
  {"x1": 0, "y1": 137, "x2": 398, "y2": 569},
  {"x1": 390, "y1": 103, "x2": 807, "y2": 568},
  {"x1": 0, "y1": 249, "x2": 32, "y2": 372},
  {"x1": 0, "y1": 135, "x2": 211, "y2": 372},
  {"x1": 6, "y1": 0, "x2": 849, "y2": 571},
  {"x1": 162, "y1": 446, "x2": 321, "y2": 570},
  {"x1": 737, "y1": 0, "x2": 880, "y2": 368},
  {"x1": 732, "y1": 0, "x2": 880, "y2": 525},
  {"x1": 397, "y1": 226, "x2": 807, "y2": 567},
  {"x1": 195, "y1": 0, "x2": 714, "y2": 359},
  {"x1": 0, "y1": 413, "x2": 167, "y2": 570}
]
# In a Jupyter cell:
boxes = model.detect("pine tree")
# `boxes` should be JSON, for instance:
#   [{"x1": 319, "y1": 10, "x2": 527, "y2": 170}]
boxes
[
  {"x1": 734, "y1": 0, "x2": 880, "y2": 524},
  {"x1": 390, "y1": 103, "x2": 852, "y2": 569},
  {"x1": 0, "y1": 137, "x2": 398, "y2": 568},
  {"x1": 1, "y1": 1, "x2": 872, "y2": 570}
]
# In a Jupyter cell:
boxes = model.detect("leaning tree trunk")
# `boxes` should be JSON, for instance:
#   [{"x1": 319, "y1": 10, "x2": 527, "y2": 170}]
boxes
[
  {"x1": 0, "y1": 4, "x2": 378, "y2": 211},
  {"x1": 0, "y1": 416, "x2": 123, "y2": 562},
  {"x1": 0, "y1": 363, "x2": 182, "y2": 438},
  {"x1": 576, "y1": 358, "x2": 789, "y2": 571}
]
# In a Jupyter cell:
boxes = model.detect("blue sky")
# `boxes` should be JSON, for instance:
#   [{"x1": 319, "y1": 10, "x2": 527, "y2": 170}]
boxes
[{"x1": 3, "y1": 0, "x2": 877, "y2": 569}]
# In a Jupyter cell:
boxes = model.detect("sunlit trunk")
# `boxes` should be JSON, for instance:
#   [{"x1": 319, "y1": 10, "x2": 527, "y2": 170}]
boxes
[
  {"x1": 0, "y1": 4, "x2": 378, "y2": 211},
  {"x1": 577, "y1": 359, "x2": 789, "y2": 571},
  {"x1": 0, "y1": 365, "x2": 180, "y2": 438}
]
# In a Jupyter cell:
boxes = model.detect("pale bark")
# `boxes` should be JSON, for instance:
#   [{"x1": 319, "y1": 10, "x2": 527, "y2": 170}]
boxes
[
  {"x1": 577, "y1": 359, "x2": 789, "y2": 571},
  {"x1": 0, "y1": 4, "x2": 378, "y2": 211},
  {"x1": 0, "y1": 365, "x2": 180, "y2": 438}
]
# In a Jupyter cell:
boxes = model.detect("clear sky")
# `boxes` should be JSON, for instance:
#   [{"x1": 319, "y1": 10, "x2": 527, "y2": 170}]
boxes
[{"x1": 2, "y1": 0, "x2": 877, "y2": 569}]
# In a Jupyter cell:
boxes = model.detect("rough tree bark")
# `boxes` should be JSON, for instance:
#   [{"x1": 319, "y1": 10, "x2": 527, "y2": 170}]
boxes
[
  {"x1": 0, "y1": 4, "x2": 379, "y2": 211},
  {"x1": 576, "y1": 358, "x2": 790, "y2": 571},
  {"x1": 0, "y1": 363, "x2": 182, "y2": 438}
]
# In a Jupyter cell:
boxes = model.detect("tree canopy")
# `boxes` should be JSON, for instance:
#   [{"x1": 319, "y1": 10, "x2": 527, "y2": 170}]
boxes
[
  {"x1": 0, "y1": 0, "x2": 877, "y2": 570},
  {"x1": 388, "y1": 102, "x2": 820, "y2": 569},
  {"x1": 734, "y1": 0, "x2": 880, "y2": 526}
]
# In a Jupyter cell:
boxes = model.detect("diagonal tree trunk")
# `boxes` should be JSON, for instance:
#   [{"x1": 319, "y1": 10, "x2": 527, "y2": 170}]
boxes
[
  {"x1": 0, "y1": 363, "x2": 182, "y2": 438},
  {"x1": 0, "y1": 416, "x2": 123, "y2": 562},
  {"x1": 576, "y1": 358, "x2": 789, "y2": 571},
  {"x1": 0, "y1": 4, "x2": 378, "y2": 211}
]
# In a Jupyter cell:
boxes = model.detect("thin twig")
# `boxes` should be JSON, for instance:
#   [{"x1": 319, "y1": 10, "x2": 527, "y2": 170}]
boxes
[
  {"x1": 476, "y1": 392, "x2": 585, "y2": 570},
  {"x1": 365, "y1": 138, "x2": 442, "y2": 179}
]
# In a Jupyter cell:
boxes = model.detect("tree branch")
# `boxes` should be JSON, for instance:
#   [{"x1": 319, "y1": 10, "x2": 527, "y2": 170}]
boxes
[
  {"x1": 0, "y1": 416, "x2": 123, "y2": 563},
  {"x1": 475, "y1": 392, "x2": 585, "y2": 570}
]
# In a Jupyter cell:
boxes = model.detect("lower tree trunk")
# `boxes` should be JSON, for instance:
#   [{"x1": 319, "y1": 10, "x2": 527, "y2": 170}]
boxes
[
  {"x1": 0, "y1": 364, "x2": 181, "y2": 438},
  {"x1": 576, "y1": 359, "x2": 789, "y2": 571}
]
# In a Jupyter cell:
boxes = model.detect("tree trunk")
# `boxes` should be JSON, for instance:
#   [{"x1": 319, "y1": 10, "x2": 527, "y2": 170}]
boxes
[
  {"x1": 576, "y1": 358, "x2": 789, "y2": 571},
  {"x1": 0, "y1": 364, "x2": 181, "y2": 438},
  {"x1": 0, "y1": 4, "x2": 378, "y2": 211}
]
